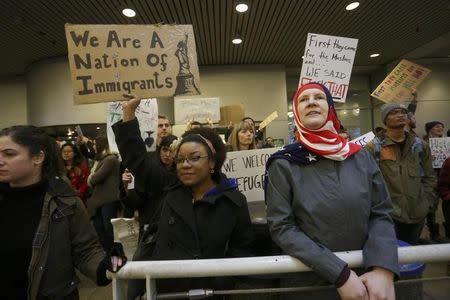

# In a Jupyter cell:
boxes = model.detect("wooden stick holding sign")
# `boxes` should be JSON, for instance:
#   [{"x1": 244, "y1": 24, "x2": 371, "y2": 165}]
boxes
[
  {"x1": 65, "y1": 24, "x2": 201, "y2": 104},
  {"x1": 258, "y1": 111, "x2": 279, "y2": 130}
]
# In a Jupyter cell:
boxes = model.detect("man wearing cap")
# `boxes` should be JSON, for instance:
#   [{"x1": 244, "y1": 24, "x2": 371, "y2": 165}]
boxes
[{"x1": 366, "y1": 103, "x2": 437, "y2": 245}]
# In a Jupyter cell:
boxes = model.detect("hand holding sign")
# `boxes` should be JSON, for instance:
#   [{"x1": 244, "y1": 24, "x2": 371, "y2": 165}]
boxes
[{"x1": 121, "y1": 93, "x2": 141, "y2": 121}]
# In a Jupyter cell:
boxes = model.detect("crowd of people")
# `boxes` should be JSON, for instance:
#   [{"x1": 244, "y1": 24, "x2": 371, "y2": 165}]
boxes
[{"x1": 0, "y1": 83, "x2": 449, "y2": 299}]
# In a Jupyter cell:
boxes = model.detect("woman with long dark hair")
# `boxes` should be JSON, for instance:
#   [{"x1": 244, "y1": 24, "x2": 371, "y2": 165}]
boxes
[
  {"x1": 61, "y1": 143, "x2": 90, "y2": 204},
  {"x1": 0, "y1": 125, "x2": 126, "y2": 299},
  {"x1": 87, "y1": 135, "x2": 121, "y2": 252}
]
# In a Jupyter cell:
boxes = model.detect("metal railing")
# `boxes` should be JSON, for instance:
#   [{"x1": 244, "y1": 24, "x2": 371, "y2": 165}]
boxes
[{"x1": 108, "y1": 244, "x2": 450, "y2": 299}]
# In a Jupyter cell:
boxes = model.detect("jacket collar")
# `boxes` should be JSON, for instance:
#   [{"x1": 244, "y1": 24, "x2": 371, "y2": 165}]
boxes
[
  {"x1": 165, "y1": 173, "x2": 243, "y2": 234},
  {"x1": 383, "y1": 131, "x2": 415, "y2": 148},
  {"x1": 46, "y1": 176, "x2": 77, "y2": 197}
]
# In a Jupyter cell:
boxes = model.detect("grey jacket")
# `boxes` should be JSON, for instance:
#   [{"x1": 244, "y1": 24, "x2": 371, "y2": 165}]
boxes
[
  {"x1": 87, "y1": 153, "x2": 120, "y2": 218},
  {"x1": 266, "y1": 150, "x2": 399, "y2": 284}
]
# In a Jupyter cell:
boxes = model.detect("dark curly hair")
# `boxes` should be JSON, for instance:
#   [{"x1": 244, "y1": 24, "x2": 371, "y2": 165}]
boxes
[
  {"x1": 0, "y1": 125, "x2": 65, "y2": 179},
  {"x1": 179, "y1": 127, "x2": 226, "y2": 182}
]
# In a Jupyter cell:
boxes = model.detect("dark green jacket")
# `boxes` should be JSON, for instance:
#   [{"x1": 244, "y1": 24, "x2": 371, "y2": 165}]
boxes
[
  {"x1": 28, "y1": 177, "x2": 106, "y2": 299},
  {"x1": 366, "y1": 132, "x2": 437, "y2": 223}
]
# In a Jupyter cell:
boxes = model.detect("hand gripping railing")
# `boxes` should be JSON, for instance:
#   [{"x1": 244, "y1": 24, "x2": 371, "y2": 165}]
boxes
[{"x1": 108, "y1": 244, "x2": 450, "y2": 299}]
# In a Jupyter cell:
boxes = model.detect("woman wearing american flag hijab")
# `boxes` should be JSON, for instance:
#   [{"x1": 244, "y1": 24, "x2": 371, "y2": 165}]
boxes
[{"x1": 265, "y1": 83, "x2": 398, "y2": 300}]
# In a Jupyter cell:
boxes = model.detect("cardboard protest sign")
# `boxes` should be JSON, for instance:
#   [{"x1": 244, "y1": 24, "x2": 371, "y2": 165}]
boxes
[
  {"x1": 174, "y1": 97, "x2": 220, "y2": 124},
  {"x1": 259, "y1": 111, "x2": 279, "y2": 130},
  {"x1": 299, "y1": 33, "x2": 358, "y2": 102},
  {"x1": 429, "y1": 137, "x2": 450, "y2": 169},
  {"x1": 371, "y1": 60, "x2": 431, "y2": 103},
  {"x1": 111, "y1": 218, "x2": 139, "y2": 260},
  {"x1": 65, "y1": 24, "x2": 200, "y2": 104},
  {"x1": 222, "y1": 148, "x2": 278, "y2": 202},
  {"x1": 351, "y1": 131, "x2": 376, "y2": 148},
  {"x1": 106, "y1": 98, "x2": 158, "y2": 154}
]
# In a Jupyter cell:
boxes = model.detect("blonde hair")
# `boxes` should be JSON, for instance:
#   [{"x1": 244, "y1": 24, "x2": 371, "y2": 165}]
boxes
[{"x1": 228, "y1": 121, "x2": 256, "y2": 151}]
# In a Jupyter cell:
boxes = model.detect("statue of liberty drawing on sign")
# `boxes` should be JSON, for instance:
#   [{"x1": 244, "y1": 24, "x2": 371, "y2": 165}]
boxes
[{"x1": 174, "y1": 34, "x2": 200, "y2": 95}]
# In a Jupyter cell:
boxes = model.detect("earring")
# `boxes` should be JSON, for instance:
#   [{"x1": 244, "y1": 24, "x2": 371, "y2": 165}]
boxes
[{"x1": 210, "y1": 168, "x2": 214, "y2": 173}]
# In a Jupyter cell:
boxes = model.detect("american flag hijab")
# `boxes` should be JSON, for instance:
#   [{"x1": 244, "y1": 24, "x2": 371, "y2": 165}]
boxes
[{"x1": 293, "y1": 83, "x2": 361, "y2": 161}]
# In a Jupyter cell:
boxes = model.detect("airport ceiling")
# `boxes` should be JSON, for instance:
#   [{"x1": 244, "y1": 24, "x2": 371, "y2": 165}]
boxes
[{"x1": 1, "y1": 0, "x2": 450, "y2": 77}]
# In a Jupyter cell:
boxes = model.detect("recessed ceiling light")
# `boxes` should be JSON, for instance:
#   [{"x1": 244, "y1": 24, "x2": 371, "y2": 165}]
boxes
[
  {"x1": 122, "y1": 8, "x2": 136, "y2": 17},
  {"x1": 235, "y1": 3, "x2": 249, "y2": 13},
  {"x1": 232, "y1": 38, "x2": 242, "y2": 44},
  {"x1": 345, "y1": 2, "x2": 360, "y2": 11},
  {"x1": 370, "y1": 53, "x2": 380, "y2": 58}
]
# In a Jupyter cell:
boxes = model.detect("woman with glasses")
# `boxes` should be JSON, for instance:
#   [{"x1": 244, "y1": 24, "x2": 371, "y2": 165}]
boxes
[
  {"x1": 112, "y1": 94, "x2": 253, "y2": 299},
  {"x1": 61, "y1": 143, "x2": 90, "y2": 204}
]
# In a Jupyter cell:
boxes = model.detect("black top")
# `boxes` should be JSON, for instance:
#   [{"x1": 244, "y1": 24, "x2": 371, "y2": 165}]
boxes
[{"x1": 0, "y1": 180, "x2": 47, "y2": 299}]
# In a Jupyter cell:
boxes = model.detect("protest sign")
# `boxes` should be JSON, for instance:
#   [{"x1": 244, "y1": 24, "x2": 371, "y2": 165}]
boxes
[
  {"x1": 222, "y1": 148, "x2": 278, "y2": 202},
  {"x1": 106, "y1": 98, "x2": 158, "y2": 154},
  {"x1": 174, "y1": 97, "x2": 220, "y2": 124},
  {"x1": 351, "y1": 131, "x2": 376, "y2": 147},
  {"x1": 371, "y1": 59, "x2": 431, "y2": 103},
  {"x1": 299, "y1": 33, "x2": 358, "y2": 102},
  {"x1": 429, "y1": 137, "x2": 450, "y2": 169},
  {"x1": 111, "y1": 218, "x2": 139, "y2": 260},
  {"x1": 259, "y1": 111, "x2": 278, "y2": 130},
  {"x1": 65, "y1": 24, "x2": 200, "y2": 104}
]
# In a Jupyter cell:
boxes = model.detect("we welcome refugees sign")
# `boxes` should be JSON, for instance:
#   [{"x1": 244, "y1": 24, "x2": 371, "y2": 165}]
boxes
[
  {"x1": 222, "y1": 148, "x2": 278, "y2": 202},
  {"x1": 65, "y1": 24, "x2": 201, "y2": 104}
]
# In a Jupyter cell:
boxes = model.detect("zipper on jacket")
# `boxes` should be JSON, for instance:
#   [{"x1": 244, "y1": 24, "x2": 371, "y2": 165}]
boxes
[{"x1": 27, "y1": 203, "x2": 52, "y2": 299}]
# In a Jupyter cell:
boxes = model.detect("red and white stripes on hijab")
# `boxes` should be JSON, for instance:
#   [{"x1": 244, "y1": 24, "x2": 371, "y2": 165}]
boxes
[{"x1": 293, "y1": 83, "x2": 361, "y2": 161}]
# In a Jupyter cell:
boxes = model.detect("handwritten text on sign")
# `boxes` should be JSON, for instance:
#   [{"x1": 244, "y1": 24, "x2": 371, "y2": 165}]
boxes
[
  {"x1": 222, "y1": 148, "x2": 278, "y2": 202},
  {"x1": 106, "y1": 98, "x2": 158, "y2": 154},
  {"x1": 299, "y1": 33, "x2": 358, "y2": 103},
  {"x1": 371, "y1": 59, "x2": 430, "y2": 103},
  {"x1": 174, "y1": 97, "x2": 220, "y2": 124},
  {"x1": 429, "y1": 137, "x2": 450, "y2": 169},
  {"x1": 65, "y1": 24, "x2": 200, "y2": 104}
]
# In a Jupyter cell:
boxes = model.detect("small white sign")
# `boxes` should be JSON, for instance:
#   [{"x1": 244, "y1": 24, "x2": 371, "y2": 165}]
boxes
[
  {"x1": 106, "y1": 98, "x2": 158, "y2": 154},
  {"x1": 111, "y1": 218, "x2": 139, "y2": 260},
  {"x1": 429, "y1": 137, "x2": 450, "y2": 169},
  {"x1": 174, "y1": 97, "x2": 220, "y2": 124},
  {"x1": 299, "y1": 33, "x2": 358, "y2": 103},
  {"x1": 351, "y1": 131, "x2": 376, "y2": 148}
]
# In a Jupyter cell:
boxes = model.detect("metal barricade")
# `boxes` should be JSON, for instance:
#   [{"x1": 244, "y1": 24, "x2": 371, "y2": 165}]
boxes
[{"x1": 108, "y1": 244, "x2": 450, "y2": 300}]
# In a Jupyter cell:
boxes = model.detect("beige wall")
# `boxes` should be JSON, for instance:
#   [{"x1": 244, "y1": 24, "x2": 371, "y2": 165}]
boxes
[
  {"x1": 2, "y1": 57, "x2": 448, "y2": 141},
  {"x1": 413, "y1": 62, "x2": 450, "y2": 137},
  {"x1": 23, "y1": 60, "x2": 290, "y2": 141},
  {"x1": 0, "y1": 77, "x2": 27, "y2": 129},
  {"x1": 194, "y1": 64, "x2": 289, "y2": 141},
  {"x1": 26, "y1": 58, "x2": 107, "y2": 126}
]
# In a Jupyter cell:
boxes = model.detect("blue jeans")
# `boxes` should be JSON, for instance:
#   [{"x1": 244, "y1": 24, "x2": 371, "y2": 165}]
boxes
[{"x1": 92, "y1": 201, "x2": 119, "y2": 252}]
